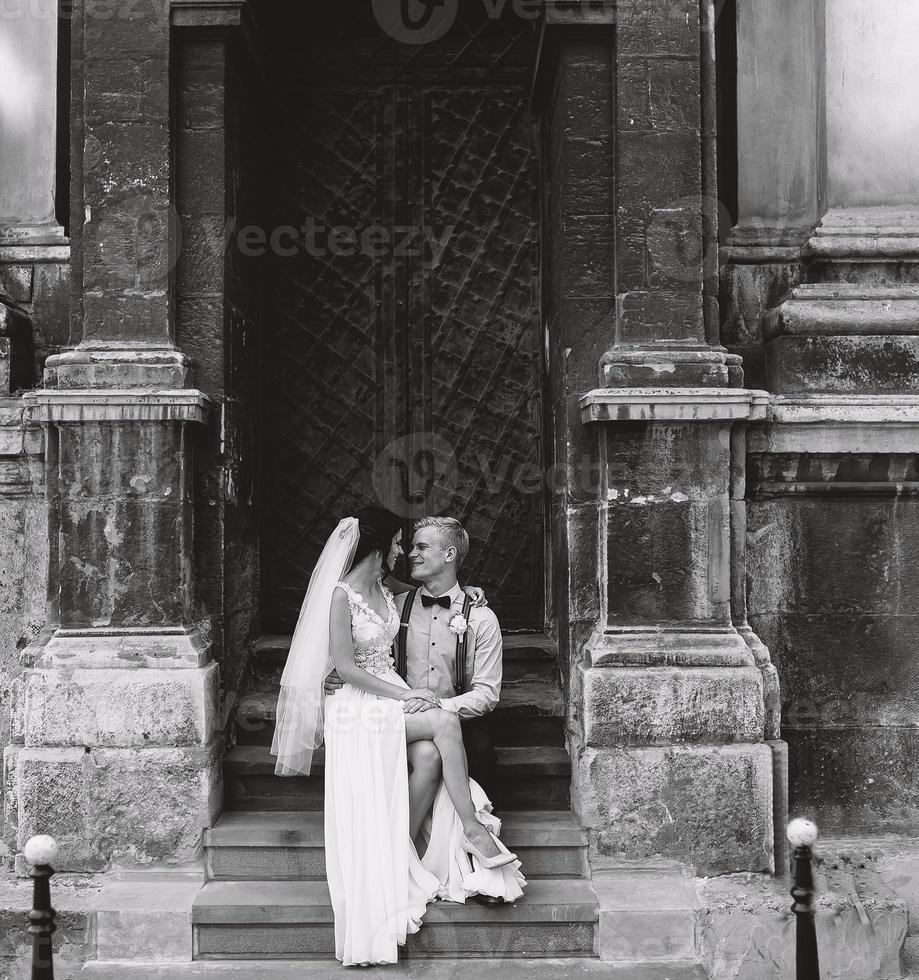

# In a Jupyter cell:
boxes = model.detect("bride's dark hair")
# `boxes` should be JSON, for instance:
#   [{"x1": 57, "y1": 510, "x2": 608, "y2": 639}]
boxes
[{"x1": 349, "y1": 505, "x2": 403, "y2": 575}]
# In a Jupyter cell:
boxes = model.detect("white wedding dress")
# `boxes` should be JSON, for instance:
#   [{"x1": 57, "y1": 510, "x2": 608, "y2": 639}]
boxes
[{"x1": 323, "y1": 580, "x2": 525, "y2": 966}]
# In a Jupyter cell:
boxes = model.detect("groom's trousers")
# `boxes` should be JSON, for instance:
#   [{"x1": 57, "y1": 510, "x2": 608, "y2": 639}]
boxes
[{"x1": 461, "y1": 714, "x2": 498, "y2": 794}]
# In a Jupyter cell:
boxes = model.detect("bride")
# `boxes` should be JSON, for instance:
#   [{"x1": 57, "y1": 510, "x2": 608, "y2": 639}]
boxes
[{"x1": 270, "y1": 506, "x2": 525, "y2": 966}]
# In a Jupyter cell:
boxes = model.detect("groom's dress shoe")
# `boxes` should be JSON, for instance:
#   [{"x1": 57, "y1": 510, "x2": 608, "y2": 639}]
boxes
[{"x1": 470, "y1": 893, "x2": 507, "y2": 907}]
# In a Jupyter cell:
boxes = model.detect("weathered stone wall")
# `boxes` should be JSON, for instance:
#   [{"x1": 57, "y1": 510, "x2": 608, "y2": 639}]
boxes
[
  {"x1": 748, "y1": 468, "x2": 919, "y2": 833},
  {"x1": 541, "y1": 28, "x2": 613, "y2": 706},
  {"x1": 0, "y1": 259, "x2": 70, "y2": 386},
  {"x1": 0, "y1": 406, "x2": 46, "y2": 870},
  {"x1": 720, "y1": 258, "x2": 802, "y2": 390},
  {"x1": 175, "y1": 32, "x2": 265, "y2": 716},
  {"x1": 221, "y1": 37, "x2": 265, "y2": 706}
]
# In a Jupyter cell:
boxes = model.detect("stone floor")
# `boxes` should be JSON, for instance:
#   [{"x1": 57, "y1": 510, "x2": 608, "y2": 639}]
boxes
[{"x1": 73, "y1": 960, "x2": 706, "y2": 979}]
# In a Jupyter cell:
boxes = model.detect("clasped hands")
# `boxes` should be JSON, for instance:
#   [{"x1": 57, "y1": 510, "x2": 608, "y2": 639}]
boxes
[
  {"x1": 323, "y1": 670, "x2": 441, "y2": 714},
  {"x1": 400, "y1": 688, "x2": 441, "y2": 714}
]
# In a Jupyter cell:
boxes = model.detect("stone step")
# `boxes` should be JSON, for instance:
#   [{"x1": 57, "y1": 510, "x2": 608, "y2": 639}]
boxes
[
  {"x1": 594, "y1": 872, "x2": 701, "y2": 965},
  {"x1": 251, "y1": 631, "x2": 559, "y2": 684},
  {"x1": 235, "y1": 676, "x2": 565, "y2": 748},
  {"x1": 791, "y1": 283, "x2": 919, "y2": 300},
  {"x1": 192, "y1": 877, "x2": 599, "y2": 959},
  {"x1": 205, "y1": 809, "x2": 588, "y2": 880},
  {"x1": 81, "y1": 958, "x2": 709, "y2": 978},
  {"x1": 224, "y1": 744, "x2": 572, "y2": 811}
]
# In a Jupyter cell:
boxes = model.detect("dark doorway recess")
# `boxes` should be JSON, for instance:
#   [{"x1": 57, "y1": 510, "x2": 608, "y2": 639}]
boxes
[{"x1": 258, "y1": 1, "x2": 545, "y2": 632}]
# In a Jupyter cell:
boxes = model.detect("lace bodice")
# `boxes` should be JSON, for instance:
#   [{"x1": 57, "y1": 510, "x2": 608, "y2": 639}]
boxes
[{"x1": 335, "y1": 580, "x2": 399, "y2": 677}]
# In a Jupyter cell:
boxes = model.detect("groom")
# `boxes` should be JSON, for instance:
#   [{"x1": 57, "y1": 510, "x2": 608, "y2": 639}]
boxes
[{"x1": 396, "y1": 516, "x2": 503, "y2": 831}]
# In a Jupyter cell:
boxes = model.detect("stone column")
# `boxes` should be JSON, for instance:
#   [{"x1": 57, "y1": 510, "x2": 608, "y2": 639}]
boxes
[
  {"x1": 559, "y1": 0, "x2": 776, "y2": 874},
  {"x1": 719, "y1": 0, "x2": 824, "y2": 391},
  {"x1": 0, "y1": 0, "x2": 67, "y2": 247},
  {"x1": 0, "y1": 1, "x2": 70, "y2": 383},
  {"x1": 577, "y1": 392, "x2": 774, "y2": 873},
  {"x1": 761, "y1": 0, "x2": 919, "y2": 394},
  {"x1": 732, "y1": 0, "x2": 824, "y2": 248},
  {"x1": 3, "y1": 0, "x2": 225, "y2": 872},
  {"x1": 602, "y1": 0, "x2": 734, "y2": 389}
]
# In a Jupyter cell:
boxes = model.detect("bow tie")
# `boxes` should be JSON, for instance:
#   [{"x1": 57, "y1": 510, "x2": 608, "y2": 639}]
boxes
[{"x1": 420, "y1": 594, "x2": 452, "y2": 609}]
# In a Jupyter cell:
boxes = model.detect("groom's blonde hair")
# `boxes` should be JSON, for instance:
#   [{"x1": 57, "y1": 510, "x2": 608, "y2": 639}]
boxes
[{"x1": 413, "y1": 516, "x2": 469, "y2": 568}]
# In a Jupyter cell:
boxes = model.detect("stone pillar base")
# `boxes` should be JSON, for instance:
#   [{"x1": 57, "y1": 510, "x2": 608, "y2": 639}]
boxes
[
  {"x1": 7, "y1": 739, "x2": 221, "y2": 875},
  {"x1": 599, "y1": 346, "x2": 735, "y2": 388},
  {"x1": 580, "y1": 663, "x2": 764, "y2": 746},
  {"x1": 31, "y1": 626, "x2": 211, "y2": 670},
  {"x1": 587, "y1": 626, "x2": 754, "y2": 667},
  {"x1": 21, "y1": 661, "x2": 218, "y2": 745},
  {"x1": 575, "y1": 660, "x2": 772, "y2": 874},
  {"x1": 40, "y1": 350, "x2": 194, "y2": 391},
  {"x1": 574, "y1": 742, "x2": 774, "y2": 875},
  {"x1": 7, "y1": 638, "x2": 221, "y2": 873}
]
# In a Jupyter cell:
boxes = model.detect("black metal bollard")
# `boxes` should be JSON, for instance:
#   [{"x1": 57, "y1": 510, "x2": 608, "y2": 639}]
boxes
[
  {"x1": 787, "y1": 818, "x2": 820, "y2": 980},
  {"x1": 24, "y1": 835, "x2": 59, "y2": 980}
]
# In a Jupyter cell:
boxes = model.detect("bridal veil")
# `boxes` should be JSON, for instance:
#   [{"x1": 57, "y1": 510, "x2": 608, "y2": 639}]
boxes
[{"x1": 270, "y1": 516, "x2": 360, "y2": 776}]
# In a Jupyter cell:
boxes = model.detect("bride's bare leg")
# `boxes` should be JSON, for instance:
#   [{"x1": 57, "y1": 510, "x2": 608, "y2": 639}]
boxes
[
  {"x1": 407, "y1": 740, "x2": 441, "y2": 847},
  {"x1": 404, "y1": 708, "x2": 502, "y2": 860}
]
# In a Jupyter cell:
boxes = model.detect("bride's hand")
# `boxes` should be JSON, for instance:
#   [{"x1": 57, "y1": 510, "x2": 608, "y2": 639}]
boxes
[
  {"x1": 401, "y1": 688, "x2": 438, "y2": 704},
  {"x1": 462, "y1": 585, "x2": 488, "y2": 607}
]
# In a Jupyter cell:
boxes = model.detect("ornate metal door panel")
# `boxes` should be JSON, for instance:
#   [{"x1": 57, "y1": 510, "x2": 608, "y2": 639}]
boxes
[
  {"x1": 262, "y1": 88, "x2": 401, "y2": 629},
  {"x1": 262, "y1": 12, "x2": 543, "y2": 632}
]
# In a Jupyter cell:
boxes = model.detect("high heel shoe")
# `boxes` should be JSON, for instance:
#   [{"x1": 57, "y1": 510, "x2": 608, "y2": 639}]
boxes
[{"x1": 461, "y1": 832, "x2": 517, "y2": 869}]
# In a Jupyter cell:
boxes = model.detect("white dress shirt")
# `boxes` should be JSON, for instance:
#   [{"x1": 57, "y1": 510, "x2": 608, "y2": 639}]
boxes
[{"x1": 395, "y1": 581, "x2": 502, "y2": 719}]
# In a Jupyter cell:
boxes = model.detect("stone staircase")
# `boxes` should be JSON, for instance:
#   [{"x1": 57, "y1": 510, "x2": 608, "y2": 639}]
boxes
[
  {"x1": 224, "y1": 633, "x2": 571, "y2": 812},
  {"x1": 67, "y1": 631, "x2": 703, "y2": 974},
  {"x1": 198, "y1": 631, "x2": 601, "y2": 960}
]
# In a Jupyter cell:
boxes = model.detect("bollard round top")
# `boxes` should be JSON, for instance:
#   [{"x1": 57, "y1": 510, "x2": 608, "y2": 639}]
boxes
[
  {"x1": 787, "y1": 817, "x2": 818, "y2": 848},
  {"x1": 24, "y1": 835, "x2": 59, "y2": 867}
]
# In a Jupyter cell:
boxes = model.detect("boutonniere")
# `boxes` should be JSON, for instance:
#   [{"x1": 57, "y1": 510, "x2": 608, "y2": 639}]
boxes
[{"x1": 447, "y1": 613, "x2": 469, "y2": 637}]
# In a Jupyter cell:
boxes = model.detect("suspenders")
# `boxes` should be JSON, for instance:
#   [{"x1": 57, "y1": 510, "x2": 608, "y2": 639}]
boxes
[
  {"x1": 394, "y1": 588, "x2": 473, "y2": 696},
  {"x1": 395, "y1": 587, "x2": 418, "y2": 680},
  {"x1": 454, "y1": 594, "x2": 473, "y2": 696}
]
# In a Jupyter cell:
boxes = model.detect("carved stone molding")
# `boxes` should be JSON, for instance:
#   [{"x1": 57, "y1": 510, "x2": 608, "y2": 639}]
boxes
[
  {"x1": 580, "y1": 387, "x2": 770, "y2": 424},
  {"x1": 24, "y1": 388, "x2": 210, "y2": 425}
]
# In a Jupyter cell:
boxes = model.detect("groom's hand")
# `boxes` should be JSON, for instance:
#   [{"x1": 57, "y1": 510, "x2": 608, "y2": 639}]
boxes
[
  {"x1": 463, "y1": 585, "x2": 488, "y2": 607},
  {"x1": 324, "y1": 669, "x2": 344, "y2": 696},
  {"x1": 403, "y1": 697, "x2": 438, "y2": 714}
]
